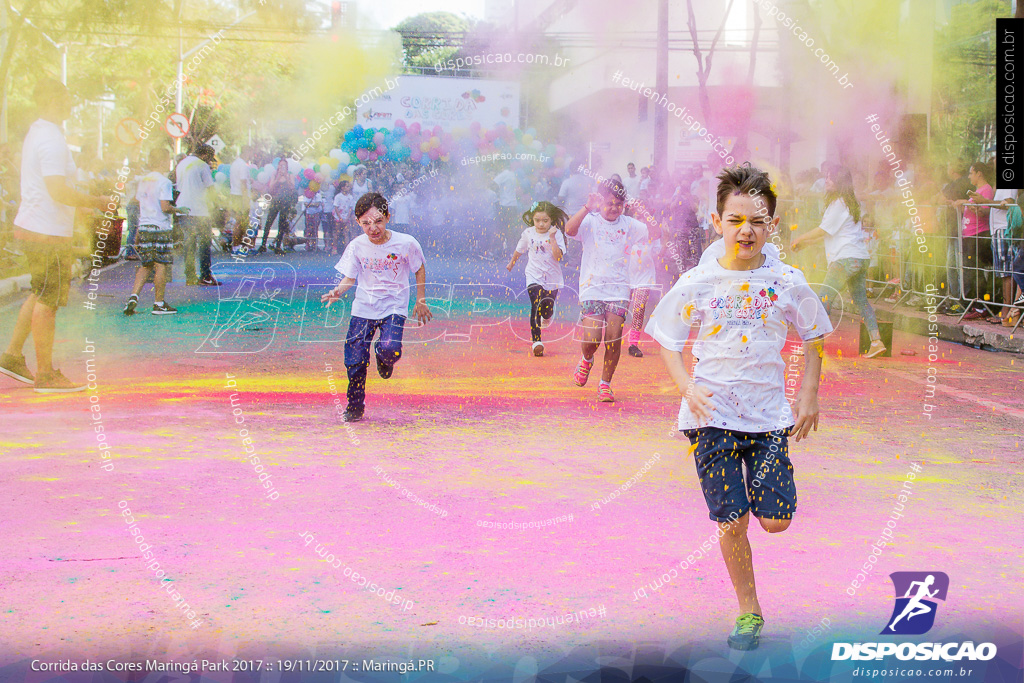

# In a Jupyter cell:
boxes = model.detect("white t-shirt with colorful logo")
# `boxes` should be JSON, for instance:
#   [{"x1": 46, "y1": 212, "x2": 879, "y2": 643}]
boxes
[
  {"x1": 572, "y1": 213, "x2": 648, "y2": 302},
  {"x1": 335, "y1": 231, "x2": 425, "y2": 320},
  {"x1": 515, "y1": 227, "x2": 566, "y2": 289},
  {"x1": 645, "y1": 254, "x2": 833, "y2": 433}
]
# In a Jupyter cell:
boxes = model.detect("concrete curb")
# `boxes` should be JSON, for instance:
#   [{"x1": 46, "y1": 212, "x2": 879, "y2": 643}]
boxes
[{"x1": 876, "y1": 301, "x2": 1023, "y2": 354}]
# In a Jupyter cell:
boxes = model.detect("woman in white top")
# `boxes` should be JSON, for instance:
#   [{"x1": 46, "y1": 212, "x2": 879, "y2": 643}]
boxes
[{"x1": 792, "y1": 167, "x2": 886, "y2": 358}]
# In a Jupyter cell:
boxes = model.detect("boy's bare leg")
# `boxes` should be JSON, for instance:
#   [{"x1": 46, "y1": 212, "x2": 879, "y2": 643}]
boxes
[
  {"x1": 153, "y1": 264, "x2": 168, "y2": 301},
  {"x1": 579, "y1": 316, "x2": 603, "y2": 360},
  {"x1": 6, "y1": 293, "x2": 37, "y2": 357},
  {"x1": 601, "y1": 312, "x2": 625, "y2": 382},
  {"x1": 719, "y1": 512, "x2": 763, "y2": 615},
  {"x1": 131, "y1": 265, "x2": 152, "y2": 297}
]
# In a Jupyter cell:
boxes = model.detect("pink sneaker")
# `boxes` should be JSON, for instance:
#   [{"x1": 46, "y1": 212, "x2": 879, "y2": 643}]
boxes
[
  {"x1": 598, "y1": 383, "x2": 615, "y2": 402},
  {"x1": 573, "y1": 357, "x2": 594, "y2": 386}
]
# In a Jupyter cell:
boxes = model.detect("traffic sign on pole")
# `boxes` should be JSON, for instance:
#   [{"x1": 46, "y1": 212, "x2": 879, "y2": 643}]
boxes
[{"x1": 165, "y1": 113, "x2": 190, "y2": 138}]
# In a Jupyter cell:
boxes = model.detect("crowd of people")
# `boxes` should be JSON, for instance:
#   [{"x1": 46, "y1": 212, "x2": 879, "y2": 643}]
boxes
[{"x1": 3, "y1": 75, "x2": 1019, "y2": 657}]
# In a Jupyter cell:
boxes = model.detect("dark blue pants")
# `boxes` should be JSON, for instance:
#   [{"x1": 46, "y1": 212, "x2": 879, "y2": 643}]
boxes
[{"x1": 344, "y1": 314, "x2": 406, "y2": 411}]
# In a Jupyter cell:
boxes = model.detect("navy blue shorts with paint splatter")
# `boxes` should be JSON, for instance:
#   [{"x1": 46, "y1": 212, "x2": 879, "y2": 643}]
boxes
[{"x1": 683, "y1": 427, "x2": 797, "y2": 523}]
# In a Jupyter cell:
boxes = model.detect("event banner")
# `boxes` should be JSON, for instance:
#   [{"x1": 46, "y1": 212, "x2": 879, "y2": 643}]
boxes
[{"x1": 355, "y1": 75, "x2": 520, "y2": 131}]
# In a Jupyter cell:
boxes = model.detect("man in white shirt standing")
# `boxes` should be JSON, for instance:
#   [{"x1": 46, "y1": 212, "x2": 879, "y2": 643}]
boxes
[
  {"x1": 228, "y1": 147, "x2": 252, "y2": 252},
  {"x1": 622, "y1": 162, "x2": 641, "y2": 200},
  {"x1": 0, "y1": 78, "x2": 112, "y2": 393},
  {"x1": 175, "y1": 144, "x2": 219, "y2": 286}
]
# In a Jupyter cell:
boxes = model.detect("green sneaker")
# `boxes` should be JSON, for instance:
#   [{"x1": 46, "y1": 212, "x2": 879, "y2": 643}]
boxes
[{"x1": 728, "y1": 612, "x2": 765, "y2": 650}]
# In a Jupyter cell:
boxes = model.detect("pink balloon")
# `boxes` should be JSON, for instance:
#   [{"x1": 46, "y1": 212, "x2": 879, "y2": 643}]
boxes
[
  {"x1": 428, "y1": 149, "x2": 440, "y2": 161},
  {"x1": 485, "y1": 130, "x2": 498, "y2": 142},
  {"x1": 470, "y1": 121, "x2": 481, "y2": 132},
  {"x1": 410, "y1": 150, "x2": 422, "y2": 162},
  {"x1": 303, "y1": 168, "x2": 315, "y2": 180},
  {"x1": 367, "y1": 152, "x2": 378, "y2": 162},
  {"x1": 432, "y1": 125, "x2": 442, "y2": 136},
  {"x1": 356, "y1": 149, "x2": 368, "y2": 161},
  {"x1": 377, "y1": 144, "x2": 387, "y2": 156},
  {"x1": 304, "y1": 189, "x2": 315, "y2": 198},
  {"x1": 373, "y1": 132, "x2": 384, "y2": 145},
  {"x1": 409, "y1": 122, "x2": 421, "y2": 135},
  {"x1": 395, "y1": 119, "x2": 406, "y2": 129}
]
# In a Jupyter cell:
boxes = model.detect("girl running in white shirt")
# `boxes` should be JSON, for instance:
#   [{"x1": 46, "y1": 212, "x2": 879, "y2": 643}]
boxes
[{"x1": 507, "y1": 201, "x2": 569, "y2": 356}]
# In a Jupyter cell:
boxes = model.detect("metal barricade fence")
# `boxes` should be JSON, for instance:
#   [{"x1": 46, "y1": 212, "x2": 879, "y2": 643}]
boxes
[
  {"x1": 776, "y1": 195, "x2": 1020, "y2": 331},
  {"x1": 956, "y1": 202, "x2": 1022, "y2": 330}
]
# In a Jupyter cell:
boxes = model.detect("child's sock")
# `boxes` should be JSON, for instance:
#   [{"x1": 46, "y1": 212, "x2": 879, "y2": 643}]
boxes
[
  {"x1": 600, "y1": 379, "x2": 610, "y2": 388},
  {"x1": 128, "y1": 294, "x2": 138, "y2": 300},
  {"x1": 628, "y1": 329, "x2": 641, "y2": 345},
  {"x1": 582, "y1": 355, "x2": 594, "y2": 364},
  {"x1": 155, "y1": 300, "x2": 164, "y2": 306}
]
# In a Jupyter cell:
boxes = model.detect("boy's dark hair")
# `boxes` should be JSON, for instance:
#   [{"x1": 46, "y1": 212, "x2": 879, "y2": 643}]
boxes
[
  {"x1": 354, "y1": 192, "x2": 389, "y2": 219},
  {"x1": 522, "y1": 201, "x2": 569, "y2": 231},
  {"x1": 716, "y1": 163, "x2": 777, "y2": 218},
  {"x1": 597, "y1": 178, "x2": 627, "y2": 201}
]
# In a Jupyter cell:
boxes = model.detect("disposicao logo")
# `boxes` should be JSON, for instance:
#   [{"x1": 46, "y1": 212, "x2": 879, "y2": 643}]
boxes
[
  {"x1": 883, "y1": 571, "x2": 948, "y2": 635},
  {"x1": 831, "y1": 572, "x2": 997, "y2": 662}
]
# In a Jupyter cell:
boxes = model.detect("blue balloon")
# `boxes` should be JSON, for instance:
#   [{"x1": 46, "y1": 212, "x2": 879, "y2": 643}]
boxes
[
  {"x1": 420, "y1": 155, "x2": 431, "y2": 166},
  {"x1": 273, "y1": 157, "x2": 281, "y2": 165},
  {"x1": 352, "y1": 125, "x2": 364, "y2": 136}
]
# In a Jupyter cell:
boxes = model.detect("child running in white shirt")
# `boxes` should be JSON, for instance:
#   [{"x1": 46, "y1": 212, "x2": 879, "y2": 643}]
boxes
[
  {"x1": 564, "y1": 178, "x2": 660, "y2": 402},
  {"x1": 506, "y1": 201, "x2": 569, "y2": 356},
  {"x1": 645, "y1": 164, "x2": 832, "y2": 651},
  {"x1": 321, "y1": 193, "x2": 432, "y2": 422}
]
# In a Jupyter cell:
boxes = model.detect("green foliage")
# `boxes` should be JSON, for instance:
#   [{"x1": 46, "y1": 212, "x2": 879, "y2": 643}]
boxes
[
  {"x1": 393, "y1": 11, "x2": 468, "y2": 65},
  {"x1": 932, "y1": 0, "x2": 1010, "y2": 163}
]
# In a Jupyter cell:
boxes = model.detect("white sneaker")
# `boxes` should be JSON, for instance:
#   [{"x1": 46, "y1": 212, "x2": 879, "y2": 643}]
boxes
[
  {"x1": 540, "y1": 316, "x2": 553, "y2": 329},
  {"x1": 532, "y1": 341, "x2": 544, "y2": 357}
]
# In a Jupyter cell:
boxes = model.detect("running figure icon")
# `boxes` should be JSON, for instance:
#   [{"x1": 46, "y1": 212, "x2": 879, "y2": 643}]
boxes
[
  {"x1": 888, "y1": 574, "x2": 938, "y2": 631},
  {"x1": 196, "y1": 262, "x2": 297, "y2": 354}
]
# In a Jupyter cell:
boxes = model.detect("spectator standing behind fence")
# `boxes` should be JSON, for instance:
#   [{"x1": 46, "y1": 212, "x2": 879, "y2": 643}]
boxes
[
  {"x1": 987, "y1": 187, "x2": 1018, "y2": 325},
  {"x1": 175, "y1": 144, "x2": 219, "y2": 286},
  {"x1": 953, "y1": 162, "x2": 994, "y2": 320},
  {"x1": 792, "y1": 167, "x2": 887, "y2": 358}
]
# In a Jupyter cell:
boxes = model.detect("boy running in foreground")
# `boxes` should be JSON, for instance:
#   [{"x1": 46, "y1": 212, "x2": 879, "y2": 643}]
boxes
[{"x1": 645, "y1": 165, "x2": 831, "y2": 650}]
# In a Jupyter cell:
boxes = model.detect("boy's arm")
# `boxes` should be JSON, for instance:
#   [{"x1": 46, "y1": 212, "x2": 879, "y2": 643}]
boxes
[
  {"x1": 791, "y1": 335, "x2": 825, "y2": 442},
  {"x1": 321, "y1": 276, "x2": 356, "y2": 305},
  {"x1": 412, "y1": 264, "x2": 432, "y2": 323},
  {"x1": 658, "y1": 342, "x2": 714, "y2": 426}
]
